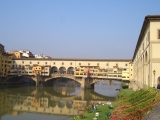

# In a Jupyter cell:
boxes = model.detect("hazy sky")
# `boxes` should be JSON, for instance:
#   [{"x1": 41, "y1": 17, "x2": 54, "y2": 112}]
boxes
[{"x1": 0, "y1": 0, "x2": 160, "y2": 59}]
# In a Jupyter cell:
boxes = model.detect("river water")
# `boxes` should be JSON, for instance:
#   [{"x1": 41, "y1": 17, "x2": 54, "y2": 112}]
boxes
[{"x1": 0, "y1": 79, "x2": 121, "y2": 120}]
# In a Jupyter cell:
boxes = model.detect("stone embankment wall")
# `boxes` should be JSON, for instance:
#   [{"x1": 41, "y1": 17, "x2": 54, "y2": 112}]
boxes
[{"x1": 142, "y1": 104, "x2": 160, "y2": 120}]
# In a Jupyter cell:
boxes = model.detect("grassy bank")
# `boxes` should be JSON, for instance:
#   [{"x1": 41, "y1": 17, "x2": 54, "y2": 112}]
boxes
[
  {"x1": 110, "y1": 87, "x2": 160, "y2": 120},
  {"x1": 70, "y1": 86, "x2": 160, "y2": 120},
  {"x1": 70, "y1": 89, "x2": 134, "y2": 120},
  {"x1": 70, "y1": 103, "x2": 117, "y2": 120}
]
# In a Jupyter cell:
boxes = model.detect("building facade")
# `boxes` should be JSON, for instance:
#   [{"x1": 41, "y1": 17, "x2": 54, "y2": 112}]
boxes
[
  {"x1": 0, "y1": 44, "x2": 12, "y2": 78},
  {"x1": 9, "y1": 58, "x2": 132, "y2": 81},
  {"x1": 133, "y1": 15, "x2": 160, "y2": 88}
]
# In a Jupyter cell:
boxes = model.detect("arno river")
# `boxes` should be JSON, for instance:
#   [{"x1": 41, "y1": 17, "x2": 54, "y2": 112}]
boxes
[{"x1": 0, "y1": 79, "x2": 121, "y2": 120}]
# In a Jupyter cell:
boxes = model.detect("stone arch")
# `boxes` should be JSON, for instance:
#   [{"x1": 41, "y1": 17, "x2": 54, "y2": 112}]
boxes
[
  {"x1": 4, "y1": 76, "x2": 36, "y2": 84},
  {"x1": 51, "y1": 66, "x2": 58, "y2": 74},
  {"x1": 58, "y1": 100, "x2": 66, "y2": 108},
  {"x1": 50, "y1": 100, "x2": 57, "y2": 108},
  {"x1": 66, "y1": 101, "x2": 73, "y2": 109},
  {"x1": 67, "y1": 67, "x2": 74, "y2": 74},
  {"x1": 59, "y1": 67, "x2": 66, "y2": 74}
]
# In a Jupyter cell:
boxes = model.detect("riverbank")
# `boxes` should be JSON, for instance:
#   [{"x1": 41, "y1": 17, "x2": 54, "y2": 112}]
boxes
[
  {"x1": 110, "y1": 88, "x2": 160, "y2": 120},
  {"x1": 70, "y1": 102, "x2": 117, "y2": 120},
  {"x1": 70, "y1": 88, "x2": 160, "y2": 120},
  {"x1": 70, "y1": 89, "x2": 134, "y2": 120}
]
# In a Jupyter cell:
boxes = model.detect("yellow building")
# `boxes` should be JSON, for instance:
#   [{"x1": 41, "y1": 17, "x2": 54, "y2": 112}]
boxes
[
  {"x1": 12, "y1": 51, "x2": 22, "y2": 58},
  {"x1": 31, "y1": 97, "x2": 40, "y2": 107},
  {"x1": 0, "y1": 44, "x2": 12, "y2": 78},
  {"x1": 133, "y1": 15, "x2": 160, "y2": 88},
  {"x1": 32, "y1": 65, "x2": 42, "y2": 75}
]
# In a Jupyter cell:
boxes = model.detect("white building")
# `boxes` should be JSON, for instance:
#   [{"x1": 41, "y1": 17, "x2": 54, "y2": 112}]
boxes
[
  {"x1": 35, "y1": 54, "x2": 45, "y2": 58},
  {"x1": 19, "y1": 50, "x2": 34, "y2": 58}
]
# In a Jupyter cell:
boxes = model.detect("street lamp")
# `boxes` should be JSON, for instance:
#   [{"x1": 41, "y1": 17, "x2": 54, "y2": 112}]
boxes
[{"x1": 153, "y1": 70, "x2": 156, "y2": 88}]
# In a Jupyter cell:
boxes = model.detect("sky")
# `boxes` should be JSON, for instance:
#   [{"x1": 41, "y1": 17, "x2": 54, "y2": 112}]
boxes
[{"x1": 0, "y1": 0, "x2": 160, "y2": 59}]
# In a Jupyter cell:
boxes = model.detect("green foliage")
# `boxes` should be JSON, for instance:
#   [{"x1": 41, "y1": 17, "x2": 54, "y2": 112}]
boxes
[
  {"x1": 110, "y1": 87, "x2": 160, "y2": 120},
  {"x1": 121, "y1": 82, "x2": 129, "y2": 89}
]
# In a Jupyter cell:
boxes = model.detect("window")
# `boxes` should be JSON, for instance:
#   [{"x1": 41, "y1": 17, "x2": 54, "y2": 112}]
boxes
[
  {"x1": 53, "y1": 62, "x2": 55, "y2": 65},
  {"x1": 37, "y1": 62, "x2": 39, "y2": 64},
  {"x1": 106, "y1": 63, "x2": 109, "y2": 66},
  {"x1": 79, "y1": 63, "x2": 81, "y2": 65},
  {"x1": 131, "y1": 74, "x2": 132, "y2": 76},
  {"x1": 22, "y1": 61, "x2": 24, "y2": 64},
  {"x1": 45, "y1": 62, "x2": 47, "y2": 64},
  {"x1": 148, "y1": 31, "x2": 150, "y2": 41},
  {"x1": 158, "y1": 29, "x2": 160, "y2": 39},
  {"x1": 70, "y1": 62, "x2": 72, "y2": 65},
  {"x1": 131, "y1": 69, "x2": 132, "y2": 71},
  {"x1": 125, "y1": 63, "x2": 128, "y2": 66},
  {"x1": 30, "y1": 62, "x2": 32, "y2": 64},
  {"x1": 88, "y1": 63, "x2": 90, "y2": 66},
  {"x1": 62, "y1": 62, "x2": 64, "y2": 65},
  {"x1": 97, "y1": 63, "x2": 99, "y2": 66},
  {"x1": 116, "y1": 63, "x2": 118, "y2": 66}
]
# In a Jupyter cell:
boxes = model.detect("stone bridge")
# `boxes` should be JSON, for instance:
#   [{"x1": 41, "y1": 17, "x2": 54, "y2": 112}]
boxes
[{"x1": 3, "y1": 73, "x2": 125, "y2": 89}]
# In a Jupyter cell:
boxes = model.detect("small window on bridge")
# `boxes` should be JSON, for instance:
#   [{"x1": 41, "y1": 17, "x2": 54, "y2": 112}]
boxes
[
  {"x1": 62, "y1": 62, "x2": 64, "y2": 65},
  {"x1": 30, "y1": 62, "x2": 32, "y2": 64},
  {"x1": 88, "y1": 63, "x2": 90, "y2": 66},
  {"x1": 97, "y1": 63, "x2": 99, "y2": 66},
  {"x1": 45, "y1": 62, "x2": 47, "y2": 64},
  {"x1": 22, "y1": 61, "x2": 24, "y2": 64},
  {"x1": 53, "y1": 62, "x2": 56, "y2": 65},
  {"x1": 106, "y1": 63, "x2": 108, "y2": 66},
  {"x1": 70, "y1": 62, "x2": 72, "y2": 65},
  {"x1": 125, "y1": 63, "x2": 128, "y2": 66},
  {"x1": 37, "y1": 62, "x2": 39, "y2": 64},
  {"x1": 79, "y1": 63, "x2": 81, "y2": 65}
]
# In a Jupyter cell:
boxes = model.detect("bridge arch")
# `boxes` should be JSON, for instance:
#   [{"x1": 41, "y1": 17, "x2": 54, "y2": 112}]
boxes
[
  {"x1": 59, "y1": 67, "x2": 66, "y2": 74},
  {"x1": 58, "y1": 100, "x2": 66, "y2": 108},
  {"x1": 45, "y1": 77, "x2": 82, "y2": 88},
  {"x1": 51, "y1": 66, "x2": 58, "y2": 74},
  {"x1": 67, "y1": 67, "x2": 74, "y2": 74},
  {"x1": 4, "y1": 76, "x2": 36, "y2": 84},
  {"x1": 66, "y1": 101, "x2": 73, "y2": 109},
  {"x1": 50, "y1": 100, "x2": 57, "y2": 108}
]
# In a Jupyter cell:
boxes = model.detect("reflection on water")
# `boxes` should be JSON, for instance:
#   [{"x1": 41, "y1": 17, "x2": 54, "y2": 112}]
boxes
[
  {"x1": 0, "y1": 79, "x2": 121, "y2": 120},
  {"x1": 94, "y1": 80, "x2": 122, "y2": 97}
]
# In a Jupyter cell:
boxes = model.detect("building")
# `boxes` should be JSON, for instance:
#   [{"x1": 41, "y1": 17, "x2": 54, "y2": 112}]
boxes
[
  {"x1": 132, "y1": 15, "x2": 160, "y2": 88},
  {"x1": 0, "y1": 44, "x2": 12, "y2": 78},
  {"x1": 9, "y1": 58, "x2": 132, "y2": 82},
  {"x1": 8, "y1": 50, "x2": 23, "y2": 58},
  {"x1": 35, "y1": 54, "x2": 45, "y2": 58},
  {"x1": 19, "y1": 50, "x2": 34, "y2": 58}
]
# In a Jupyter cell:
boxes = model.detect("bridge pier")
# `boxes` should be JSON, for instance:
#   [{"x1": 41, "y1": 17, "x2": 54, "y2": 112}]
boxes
[
  {"x1": 81, "y1": 78, "x2": 94, "y2": 89},
  {"x1": 33, "y1": 75, "x2": 44, "y2": 87}
]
